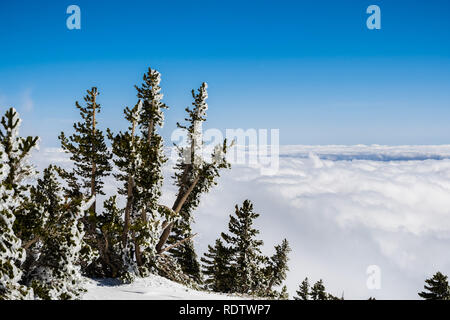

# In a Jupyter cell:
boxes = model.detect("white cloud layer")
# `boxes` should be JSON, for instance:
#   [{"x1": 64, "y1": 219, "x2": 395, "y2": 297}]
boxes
[{"x1": 32, "y1": 145, "x2": 450, "y2": 299}]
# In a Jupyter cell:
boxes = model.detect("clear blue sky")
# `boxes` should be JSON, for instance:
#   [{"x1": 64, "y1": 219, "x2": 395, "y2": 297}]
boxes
[{"x1": 1, "y1": 0, "x2": 449, "y2": 147}]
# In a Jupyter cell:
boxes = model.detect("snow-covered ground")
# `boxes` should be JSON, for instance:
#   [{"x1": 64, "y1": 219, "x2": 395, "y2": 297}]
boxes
[{"x1": 83, "y1": 275, "x2": 246, "y2": 300}]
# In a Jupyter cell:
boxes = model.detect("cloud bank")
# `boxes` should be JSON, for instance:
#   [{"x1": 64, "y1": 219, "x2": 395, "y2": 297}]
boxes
[{"x1": 32, "y1": 145, "x2": 450, "y2": 299}]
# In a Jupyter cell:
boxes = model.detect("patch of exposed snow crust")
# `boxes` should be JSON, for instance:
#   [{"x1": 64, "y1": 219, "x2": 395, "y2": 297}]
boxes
[{"x1": 82, "y1": 274, "x2": 248, "y2": 300}]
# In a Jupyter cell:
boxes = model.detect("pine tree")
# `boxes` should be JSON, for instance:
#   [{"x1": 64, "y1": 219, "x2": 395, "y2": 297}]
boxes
[
  {"x1": 59, "y1": 87, "x2": 112, "y2": 276},
  {"x1": 418, "y1": 272, "x2": 450, "y2": 300},
  {"x1": 0, "y1": 107, "x2": 38, "y2": 299},
  {"x1": 201, "y1": 239, "x2": 234, "y2": 292},
  {"x1": 165, "y1": 82, "x2": 209, "y2": 273},
  {"x1": 157, "y1": 82, "x2": 231, "y2": 282},
  {"x1": 19, "y1": 166, "x2": 58, "y2": 284},
  {"x1": 264, "y1": 239, "x2": 291, "y2": 295},
  {"x1": 28, "y1": 166, "x2": 93, "y2": 299},
  {"x1": 294, "y1": 277, "x2": 310, "y2": 300},
  {"x1": 311, "y1": 279, "x2": 328, "y2": 300},
  {"x1": 59, "y1": 87, "x2": 112, "y2": 207},
  {"x1": 95, "y1": 196, "x2": 125, "y2": 278},
  {"x1": 221, "y1": 200, "x2": 264, "y2": 294},
  {"x1": 106, "y1": 68, "x2": 169, "y2": 278},
  {"x1": 107, "y1": 101, "x2": 143, "y2": 278},
  {"x1": 0, "y1": 176, "x2": 29, "y2": 299},
  {"x1": 0, "y1": 108, "x2": 39, "y2": 197},
  {"x1": 278, "y1": 285, "x2": 289, "y2": 300},
  {"x1": 0, "y1": 148, "x2": 28, "y2": 299},
  {"x1": 133, "y1": 68, "x2": 169, "y2": 274}
]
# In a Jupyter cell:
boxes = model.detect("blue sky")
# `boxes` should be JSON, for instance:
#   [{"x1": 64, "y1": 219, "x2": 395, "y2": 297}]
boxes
[{"x1": 1, "y1": 0, "x2": 449, "y2": 147}]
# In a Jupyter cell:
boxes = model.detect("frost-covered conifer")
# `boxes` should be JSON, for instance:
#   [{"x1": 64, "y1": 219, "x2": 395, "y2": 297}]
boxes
[
  {"x1": 0, "y1": 143, "x2": 29, "y2": 299},
  {"x1": 30, "y1": 169, "x2": 94, "y2": 300},
  {"x1": 0, "y1": 107, "x2": 38, "y2": 299},
  {"x1": 418, "y1": 272, "x2": 450, "y2": 300},
  {"x1": 221, "y1": 200, "x2": 265, "y2": 294},
  {"x1": 133, "y1": 68, "x2": 168, "y2": 273},
  {"x1": 263, "y1": 239, "x2": 291, "y2": 296},
  {"x1": 59, "y1": 87, "x2": 112, "y2": 275},
  {"x1": 107, "y1": 68, "x2": 169, "y2": 278},
  {"x1": 310, "y1": 279, "x2": 327, "y2": 300},
  {"x1": 294, "y1": 277, "x2": 310, "y2": 300},
  {"x1": 200, "y1": 239, "x2": 234, "y2": 293},
  {"x1": 163, "y1": 83, "x2": 231, "y2": 283},
  {"x1": 59, "y1": 87, "x2": 112, "y2": 204}
]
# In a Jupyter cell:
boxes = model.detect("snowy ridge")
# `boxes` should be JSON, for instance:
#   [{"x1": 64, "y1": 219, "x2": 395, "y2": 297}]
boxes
[{"x1": 83, "y1": 274, "x2": 249, "y2": 300}]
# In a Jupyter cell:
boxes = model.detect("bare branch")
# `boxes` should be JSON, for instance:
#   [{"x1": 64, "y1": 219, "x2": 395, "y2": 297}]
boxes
[{"x1": 157, "y1": 233, "x2": 198, "y2": 255}]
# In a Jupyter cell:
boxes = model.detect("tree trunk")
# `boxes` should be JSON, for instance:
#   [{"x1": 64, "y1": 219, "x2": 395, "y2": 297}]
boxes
[
  {"x1": 132, "y1": 229, "x2": 143, "y2": 267},
  {"x1": 122, "y1": 119, "x2": 137, "y2": 246},
  {"x1": 157, "y1": 233, "x2": 198, "y2": 255},
  {"x1": 90, "y1": 90, "x2": 98, "y2": 214},
  {"x1": 155, "y1": 174, "x2": 200, "y2": 253}
]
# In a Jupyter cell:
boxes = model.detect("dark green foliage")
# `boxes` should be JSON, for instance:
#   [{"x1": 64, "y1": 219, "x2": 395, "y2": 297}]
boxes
[
  {"x1": 310, "y1": 279, "x2": 327, "y2": 300},
  {"x1": 58, "y1": 87, "x2": 113, "y2": 277},
  {"x1": 294, "y1": 277, "x2": 310, "y2": 300},
  {"x1": 264, "y1": 239, "x2": 291, "y2": 294},
  {"x1": 202, "y1": 200, "x2": 291, "y2": 298},
  {"x1": 278, "y1": 285, "x2": 289, "y2": 300},
  {"x1": 221, "y1": 200, "x2": 264, "y2": 294},
  {"x1": 132, "y1": 69, "x2": 168, "y2": 273},
  {"x1": 135, "y1": 67, "x2": 168, "y2": 140},
  {"x1": 173, "y1": 239, "x2": 202, "y2": 283},
  {"x1": 419, "y1": 272, "x2": 450, "y2": 300},
  {"x1": 23, "y1": 166, "x2": 89, "y2": 299},
  {"x1": 19, "y1": 165, "x2": 62, "y2": 281},
  {"x1": 107, "y1": 68, "x2": 168, "y2": 278},
  {"x1": 0, "y1": 107, "x2": 37, "y2": 299},
  {"x1": 294, "y1": 277, "x2": 342, "y2": 301},
  {"x1": 59, "y1": 87, "x2": 112, "y2": 200},
  {"x1": 201, "y1": 239, "x2": 234, "y2": 292},
  {"x1": 0, "y1": 107, "x2": 39, "y2": 196},
  {"x1": 168, "y1": 82, "x2": 230, "y2": 283},
  {"x1": 94, "y1": 196, "x2": 125, "y2": 278}
]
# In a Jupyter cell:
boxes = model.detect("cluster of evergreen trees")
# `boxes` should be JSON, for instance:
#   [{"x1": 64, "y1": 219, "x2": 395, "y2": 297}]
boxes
[
  {"x1": 0, "y1": 107, "x2": 91, "y2": 299},
  {"x1": 294, "y1": 278, "x2": 343, "y2": 300},
  {"x1": 3, "y1": 66, "x2": 445, "y2": 301},
  {"x1": 201, "y1": 200, "x2": 291, "y2": 298},
  {"x1": 418, "y1": 272, "x2": 450, "y2": 300},
  {"x1": 0, "y1": 67, "x2": 291, "y2": 300}
]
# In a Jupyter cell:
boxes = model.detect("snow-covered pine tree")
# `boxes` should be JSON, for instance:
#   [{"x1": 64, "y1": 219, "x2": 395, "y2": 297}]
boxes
[
  {"x1": 0, "y1": 163, "x2": 29, "y2": 299},
  {"x1": 108, "y1": 68, "x2": 169, "y2": 278},
  {"x1": 95, "y1": 196, "x2": 124, "y2": 278},
  {"x1": 0, "y1": 108, "x2": 39, "y2": 198},
  {"x1": 162, "y1": 82, "x2": 231, "y2": 283},
  {"x1": 418, "y1": 272, "x2": 450, "y2": 300},
  {"x1": 107, "y1": 102, "x2": 142, "y2": 279},
  {"x1": 263, "y1": 239, "x2": 291, "y2": 296},
  {"x1": 221, "y1": 200, "x2": 265, "y2": 294},
  {"x1": 27, "y1": 166, "x2": 93, "y2": 299},
  {"x1": 59, "y1": 87, "x2": 111, "y2": 210},
  {"x1": 132, "y1": 69, "x2": 168, "y2": 274},
  {"x1": 278, "y1": 285, "x2": 289, "y2": 300},
  {"x1": 0, "y1": 107, "x2": 38, "y2": 299},
  {"x1": 310, "y1": 279, "x2": 328, "y2": 300},
  {"x1": 58, "y1": 87, "x2": 112, "y2": 276},
  {"x1": 200, "y1": 239, "x2": 234, "y2": 293},
  {"x1": 294, "y1": 277, "x2": 310, "y2": 300}
]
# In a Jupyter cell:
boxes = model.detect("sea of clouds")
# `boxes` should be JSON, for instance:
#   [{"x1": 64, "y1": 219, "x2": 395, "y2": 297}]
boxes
[{"x1": 33, "y1": 145, "x2": 450, "y2": 299}]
